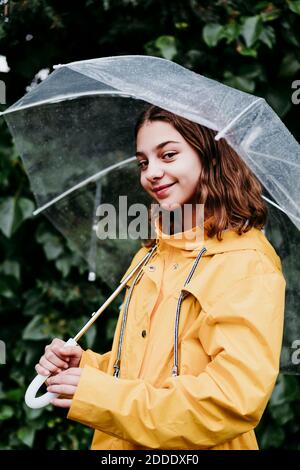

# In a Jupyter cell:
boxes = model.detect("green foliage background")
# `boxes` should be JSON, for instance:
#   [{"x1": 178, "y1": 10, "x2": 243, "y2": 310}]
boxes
[{"x1": 0, "y1": 0, "x2": 300, "y2": 449}]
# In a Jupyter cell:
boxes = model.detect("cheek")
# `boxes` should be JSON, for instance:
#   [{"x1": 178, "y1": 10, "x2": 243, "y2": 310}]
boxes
[
  {"x1": 175, "y1": 169, "x2": 201, "y2": 200},
  {"x1": 140, "y1": 174, "x2": 148, "y2": 190},
  {"x1": 177, "y1": 163, "x2": 201, "y2": 187},
  {"x1": 185, "y1": 160, "x2": 201, "y2": 184}
]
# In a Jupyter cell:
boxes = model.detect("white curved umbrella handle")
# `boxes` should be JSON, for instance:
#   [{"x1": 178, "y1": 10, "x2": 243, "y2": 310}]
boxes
[{"x1": 25, "y1": 338, "x2": 78, "y2": 409}]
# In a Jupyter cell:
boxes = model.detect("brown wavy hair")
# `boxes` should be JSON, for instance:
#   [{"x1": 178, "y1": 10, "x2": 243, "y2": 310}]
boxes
[{"x1": 134, "y1": 105, "x2": 267, "y2": 246}]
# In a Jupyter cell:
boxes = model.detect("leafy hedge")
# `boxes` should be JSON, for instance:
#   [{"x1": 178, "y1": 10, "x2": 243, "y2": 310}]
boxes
[{"x1": 0, "y1": 0, "x2": 300, "y2": 449}]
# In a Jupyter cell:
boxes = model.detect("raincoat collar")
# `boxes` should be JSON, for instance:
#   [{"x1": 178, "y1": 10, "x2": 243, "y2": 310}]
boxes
[
  {"x1": 120, "y1": 217, "x2": 282, "y2": 289},
  {"x1": 154, "y1": 215, "x2": 214, "y2": 253},
  {"x1": 154, "y1": 216, "x2": 281, "y2": 270}
]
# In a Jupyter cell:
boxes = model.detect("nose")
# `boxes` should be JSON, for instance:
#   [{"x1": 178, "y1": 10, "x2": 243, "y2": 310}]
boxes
[{"x1": 145, "y1": 160, "x2": 165, "y2": 181}]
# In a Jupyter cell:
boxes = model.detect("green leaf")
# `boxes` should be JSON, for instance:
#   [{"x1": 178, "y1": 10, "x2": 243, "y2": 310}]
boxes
[
  {"x1": 55, "y1": 257, "x2": 72, "y2": 277},
  {"x1": 260, "y1": 7, "x2": 281, "y2": 22},
  {"x1": 24, "y1": 406, "x2": 44, "y2": 421},
  {"x1": 44, "y1": 238, "x2": 64, "y2": 260},
  {"x1": 270, "y1": 374, "x2": 300, "y2": 406},
  {"x1": 37, "y1": 232, "x2": 64, "y2": 261},
  {"x1": 0, "y1": 197, "x2": 34, "y2": 237},
  {"x1": 240, "y1": 15, "x2": 263, "y2": 47},
  {"x1": 259, "y1": 26, "x2": 276, "y2": 48},
  {"x1": 220, "y1": 22, "x2": 240, "y2": 44},
  {"x1": 85, "y1": 322, "x2": 97, "y2": 349},
  {"x1": 0, "y1": 260, "x2": 21, "y2": 281},
  {"x1": 13, "y1": 197, "x2": 35, "y2": 233},
  {"x1": 155, "y1": 35, "x2": 177, "y2": 61},
  {"x1": 0, "y1": 277, "x2": 15, "y2": 299},
  {"x1": 203, "y1": 23, "x2": 223, "y2": 47},
  {"x1": 17, "y1": 427, "x2": 36, "y2": 447},
  {"x1": 23, "y1": 289, "x2": 45, "y2": 317},
  {"x1": 269, "y1": 403, "x2": 294, "y2": 425},
  {"x1": 5, "y1": 388, "x2": 23, "y2": 401},
  {"x1": 105, "y1": 315, "x2": 118, "y2": 342},
  {"x1": 36, "y1": 227, "x2": 64, "y2": 261},
  {"x1": 22, "y1": 315, "x2": 53, "y2": 341},
  {"x1": 265, "y1": 89, "x2": 292, "y2": 117},
  {"x1": 288, "y1": 1, "x2": 300, "y2": 15},
  {"x1": 281, "y1": 19, "x2": 300, "y2": 46},
  {"x1": 237, "y1": 45, "x2": 258, "y2": 58},
  {"x1": 0, "y1": 197, "x2": 14, "y2": 237},
  {"x1": 0, "y1": 405, "x2": 14, "y2": 420},
  {"x1": 279, "y1": 53, "x2": 300, "y2": 78},
  {"x1": 223, "y1": 71, "x2": 255, "y2": 93},
  {"x1": 259, "y1": 423, "x2": 285, "y2": 449}
]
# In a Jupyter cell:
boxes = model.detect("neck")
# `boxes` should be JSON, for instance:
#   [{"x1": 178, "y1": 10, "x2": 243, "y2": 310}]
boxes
[{"x1": 158, "y1": 204, "x2": 211, "y2": 234}]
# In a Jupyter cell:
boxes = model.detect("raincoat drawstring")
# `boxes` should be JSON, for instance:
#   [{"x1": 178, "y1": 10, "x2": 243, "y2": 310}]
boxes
[
  {"x1": 113, "y1": 244, "x2": 207, "y2": 379},
  {"x1": 172, "y1": 246, "x2": 207, "y2": 377}
]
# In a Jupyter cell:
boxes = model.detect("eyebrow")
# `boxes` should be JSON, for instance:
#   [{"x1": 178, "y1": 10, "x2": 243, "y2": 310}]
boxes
[{"x1": 135, "y1": 140, "x2": 180, "y2": 157}]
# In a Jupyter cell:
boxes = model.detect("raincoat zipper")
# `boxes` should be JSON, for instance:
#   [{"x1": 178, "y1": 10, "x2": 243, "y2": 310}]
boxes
[{"x1": 113, "y1": 244, "x2": 157, "y2": 378}]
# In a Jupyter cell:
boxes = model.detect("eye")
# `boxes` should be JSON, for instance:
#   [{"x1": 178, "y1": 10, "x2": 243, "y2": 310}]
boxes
[
  {"x1": 137, "y1": 160, "x2": 148, "y2": 170},
  {"x1": 162, "y1": 152, "x2": 176, "y2": 160},
  {"x1": 136, "y1": 152, "x2": 176, "y2": 170}
]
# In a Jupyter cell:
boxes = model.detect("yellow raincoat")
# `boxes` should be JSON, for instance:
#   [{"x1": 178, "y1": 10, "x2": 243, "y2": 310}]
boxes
[{"x1": 67, "y1": 219, "x2": 286, "y2": 450}]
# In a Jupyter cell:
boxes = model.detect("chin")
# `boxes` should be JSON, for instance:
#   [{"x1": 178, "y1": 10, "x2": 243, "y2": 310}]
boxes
[{"x1": 160, "y1": 200, "x2": 183, "y2": 211}]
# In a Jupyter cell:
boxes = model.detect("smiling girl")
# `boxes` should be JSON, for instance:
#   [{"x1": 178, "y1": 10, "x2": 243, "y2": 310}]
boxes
[{"x1": 36, "y1": 105, "x2": 286, "y2": 450}]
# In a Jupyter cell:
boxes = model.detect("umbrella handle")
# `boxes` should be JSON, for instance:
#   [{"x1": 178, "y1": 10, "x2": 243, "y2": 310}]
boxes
[{"x1": 24, "y1": 338, "x2": 78, "y2": 409}]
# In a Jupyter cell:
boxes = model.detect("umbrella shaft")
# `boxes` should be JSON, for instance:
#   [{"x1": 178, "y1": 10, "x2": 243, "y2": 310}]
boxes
[{"x1": 74, "y1": 245, "x2": 157, "y2": 343}]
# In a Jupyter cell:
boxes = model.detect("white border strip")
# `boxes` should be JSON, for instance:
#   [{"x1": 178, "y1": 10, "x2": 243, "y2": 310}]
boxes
[{"x1": 33, "y1": 156, "x2": 136, "y2": 216}]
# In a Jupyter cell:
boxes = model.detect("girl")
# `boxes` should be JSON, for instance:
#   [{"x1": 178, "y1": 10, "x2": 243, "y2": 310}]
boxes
[{"x1": 36, "y1": 105, "x2": 286, "y2": 450}]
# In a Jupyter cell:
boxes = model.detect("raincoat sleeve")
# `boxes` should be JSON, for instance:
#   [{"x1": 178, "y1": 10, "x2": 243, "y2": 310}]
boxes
[{"x1": 67, "y1": 270, "x2": 285, "y2": 449}]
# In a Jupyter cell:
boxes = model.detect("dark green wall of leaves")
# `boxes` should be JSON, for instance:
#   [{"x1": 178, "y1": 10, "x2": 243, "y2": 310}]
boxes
[{"x1": 0, "y1": 0, "x2": 300, "y2": 449}]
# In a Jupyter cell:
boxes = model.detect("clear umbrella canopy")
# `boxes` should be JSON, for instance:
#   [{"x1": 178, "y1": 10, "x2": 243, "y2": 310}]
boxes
[
  {"x1": 6, "y1": 93, "x2": 152, "y2": 285},
  {"x1": 1, "y1": 55, "x2": 299, "y2": 373}
]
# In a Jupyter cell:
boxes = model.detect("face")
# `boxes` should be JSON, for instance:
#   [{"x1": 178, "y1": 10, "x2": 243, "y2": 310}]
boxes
[{"x1": 135, "y1": 121, "x2": 202, "y2": 211}]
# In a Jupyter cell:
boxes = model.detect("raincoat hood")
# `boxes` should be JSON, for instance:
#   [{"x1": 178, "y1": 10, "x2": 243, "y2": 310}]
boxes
[{"x1": 155, "y1": 216, "x2": 282, "y2": 270}]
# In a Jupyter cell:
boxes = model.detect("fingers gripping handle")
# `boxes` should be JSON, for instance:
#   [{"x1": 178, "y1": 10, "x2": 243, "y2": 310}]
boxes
[{"x1": 25, "y1": 338, "x2": 78, "y2": 409}]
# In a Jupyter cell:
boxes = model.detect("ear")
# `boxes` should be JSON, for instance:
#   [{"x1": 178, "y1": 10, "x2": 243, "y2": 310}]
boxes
[{"x1": 212, "y1": 158, "x2": 217, "y2": 166}]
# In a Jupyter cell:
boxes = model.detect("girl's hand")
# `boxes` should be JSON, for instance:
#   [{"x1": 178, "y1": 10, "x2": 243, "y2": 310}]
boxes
[
  {"x1": 47, "y1": 367, "x2": 82, "y2": 408},
  {"x1": 35, "y1": 338, "x2": 83, "y2": 377}
]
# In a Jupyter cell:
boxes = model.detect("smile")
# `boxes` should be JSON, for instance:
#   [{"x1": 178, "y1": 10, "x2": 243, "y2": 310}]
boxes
[{"x1": 152, "y1": 182, "x2": 177, "y2": 197}]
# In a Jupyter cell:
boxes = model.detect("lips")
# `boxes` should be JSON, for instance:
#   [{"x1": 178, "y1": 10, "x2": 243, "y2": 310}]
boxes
[{"x1": 152, "y1": 182, "x2": 176, "y2": 193}]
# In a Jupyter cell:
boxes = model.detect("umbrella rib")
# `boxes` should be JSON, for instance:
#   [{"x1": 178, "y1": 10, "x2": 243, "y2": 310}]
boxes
[
  {"x1": 245, "y1": 150, "x2": 300, "y2": 222},
  {"x1": 262, "y1": 195, "x2": 300, "y2": 222},
  {"x1": 249, "y1": 150, "x2": 300, "y2": 168},
  {"x1": 264, "y1": 173, "x2": 300, "y2": 217},
  {"x1": 53, "y1": 54, "x2": 167, "y2": 68},
  {"x1": 215, "y1": 98, "x2": 264, "y2": 141},
  {"x1": 32, "y1": 156, "x2": 137, "y2": 216}
]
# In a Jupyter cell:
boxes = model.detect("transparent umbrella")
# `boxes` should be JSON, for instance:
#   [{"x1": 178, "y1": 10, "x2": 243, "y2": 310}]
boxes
[{"x1": 0, "y1": 55, "x2": 299, "y2": 402}]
